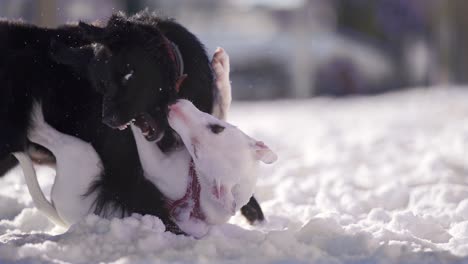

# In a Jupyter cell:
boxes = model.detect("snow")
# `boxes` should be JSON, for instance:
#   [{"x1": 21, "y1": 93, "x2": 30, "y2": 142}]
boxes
[{"x1": 2, "y1": 87, "x2": 468, "y2": 263}]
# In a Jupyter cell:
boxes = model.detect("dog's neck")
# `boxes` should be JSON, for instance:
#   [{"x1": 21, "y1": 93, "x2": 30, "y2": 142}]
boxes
[
  {"x1": 131, "y1": 125, "x2": 191, "y2": 201},
  {"x1": 167, "y1": 160, "x2": 204, "y2": 221}
]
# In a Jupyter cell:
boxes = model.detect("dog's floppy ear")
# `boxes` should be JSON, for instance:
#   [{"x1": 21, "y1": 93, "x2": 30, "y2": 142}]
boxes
[
  {"x1": 250, "y1": 140, "x2": 278, "y2": 164},
  {"x1": 50, "y1": 40, "x2": 95, "y2": 77},
  {"x1": 79, "y1": 21, "x2": 106, "y2": 42}
]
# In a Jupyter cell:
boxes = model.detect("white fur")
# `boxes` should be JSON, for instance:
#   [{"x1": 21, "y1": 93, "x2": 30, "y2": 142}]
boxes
[
  {"x1": 27, "y1": 103, "x2": 100, "y2": 227},
  {"x1": 211, "y1": 47, "x2": 232, "y2": 121},
  {"x1": 131, "y1": 124, "x2": 191, "y2": 201},
  {"x1": 132, "y1": 125, "x2": 212, "y2": 236},
  {"x1": 11, "y1": 152, "x2": 67, "y2": 227},
  {"x1": 168, "y1": 99, "x2": 276, "y2": 225}
]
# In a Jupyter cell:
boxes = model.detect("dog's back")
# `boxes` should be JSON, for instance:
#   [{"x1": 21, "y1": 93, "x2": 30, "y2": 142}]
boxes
[{"x1": 0, "y1": 21, "x2": 98, "y2": 157}]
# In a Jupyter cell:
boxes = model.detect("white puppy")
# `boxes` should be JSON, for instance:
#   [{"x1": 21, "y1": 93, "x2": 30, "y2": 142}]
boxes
[
  {"x1": 132, "y1": 98, "x2": 277, "y2": 236},
  {"x1": 168, "y1": 99, "x2": 277, "y2": 235}
]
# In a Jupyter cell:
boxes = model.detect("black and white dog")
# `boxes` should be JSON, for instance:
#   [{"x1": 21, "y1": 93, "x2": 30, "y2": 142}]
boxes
[{"x1": 0, "y1": 11, "x2": 264, "y2": 233}]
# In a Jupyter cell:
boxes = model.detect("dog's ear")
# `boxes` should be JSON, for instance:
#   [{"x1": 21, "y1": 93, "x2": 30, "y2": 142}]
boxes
[
  {"x1": 250, "y1": 140, "x2": 278, "y2": 164},
  {"x1": 79, "y1": 21, "x2": 106, "y2": 42},
  {"x1": 50, "y1": 40, "x2": 95, "y2": 77}
]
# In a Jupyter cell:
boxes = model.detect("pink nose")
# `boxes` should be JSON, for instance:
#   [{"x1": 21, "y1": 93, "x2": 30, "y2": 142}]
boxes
[
  {"x1": 168, "y1": 102, "x2": 177, "y2": 111},
  {"x1": 168, "y1": 101, "x2": 190, "y2": 126},
  {"x1": 169, "y1": 102, "x2": 181, "y2": 115}
]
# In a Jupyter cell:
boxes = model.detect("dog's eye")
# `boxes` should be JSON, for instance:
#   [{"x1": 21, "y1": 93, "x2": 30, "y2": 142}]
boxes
[
  {"x1": 122, "y1": 70, "x2": 134, "y2": 84},
  {"x1": 208, "y1": 124, "x2": 225, "y2": 134}
]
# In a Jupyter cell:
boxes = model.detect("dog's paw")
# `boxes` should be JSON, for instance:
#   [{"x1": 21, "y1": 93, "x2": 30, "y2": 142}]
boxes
[
  {"x1": 240, "y1": 196, "x2": 265, "y2": 225},
  {"x1": 211, "y1": 47, "x2": 232, "y2": 120},
  {"x1": 212, "y1": 47, "x2": 230, "y2": 80},
  {"x1": 212, "y1": 47, "x2": 231, "y2": 99}
]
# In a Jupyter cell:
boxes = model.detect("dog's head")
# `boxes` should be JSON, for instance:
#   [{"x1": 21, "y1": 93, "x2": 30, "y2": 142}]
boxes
[
  {"x1": 52, "y1": 13, "x2": 182, "y2": 142},
  {"x1": 168, "y1": 99, "x2": 277, "y2": 225}
]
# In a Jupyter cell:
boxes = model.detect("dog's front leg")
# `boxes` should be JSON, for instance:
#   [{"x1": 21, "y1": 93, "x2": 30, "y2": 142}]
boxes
[
  {"x1": 211, "y1": 47, "x2": 231, "y2": 121},
  {"x1": 131, "y1": 124, "x2": 167, "y2": 171},
  {"x1": 130, "y1": 124, "x2": 191, "y2": 199}
]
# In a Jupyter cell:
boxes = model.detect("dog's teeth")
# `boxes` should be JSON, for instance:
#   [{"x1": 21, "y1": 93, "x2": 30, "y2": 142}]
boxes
[{"x1": 118, "y1": 124, "x2": 129, "y2": 130}]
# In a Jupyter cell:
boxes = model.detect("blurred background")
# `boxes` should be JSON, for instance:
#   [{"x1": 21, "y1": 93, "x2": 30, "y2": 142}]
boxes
[{"x1": 1, "y1": 0, "x2": 467, "y2": 100}]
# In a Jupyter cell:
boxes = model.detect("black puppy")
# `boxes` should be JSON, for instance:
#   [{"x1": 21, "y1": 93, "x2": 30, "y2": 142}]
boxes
[
  {"x1": 0, "y1": 13, "x2": 181, "y2": 231},
  {"x1": 0, "y1": 11, "x2": 263, "y2": 230}
]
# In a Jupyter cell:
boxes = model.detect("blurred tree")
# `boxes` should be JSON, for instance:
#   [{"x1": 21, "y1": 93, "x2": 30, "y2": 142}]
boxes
[
  {"x1": 445, "y1": 0, "x2": 468, "y2": 84},
  {"x1": 336, "y1": 0, "x2": 431, "y2": 90}
]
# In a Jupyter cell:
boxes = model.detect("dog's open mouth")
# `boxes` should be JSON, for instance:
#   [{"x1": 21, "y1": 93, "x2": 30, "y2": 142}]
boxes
[
  {"x1": 134, "y1": 113, "x2": 161, "y2": 141},
  {"x1": 116, "y1": 113, "x2": 162, "y2": 142}
]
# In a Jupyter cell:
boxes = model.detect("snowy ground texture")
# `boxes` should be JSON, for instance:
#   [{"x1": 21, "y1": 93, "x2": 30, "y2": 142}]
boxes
[{"x1": 1, "y1": 87, "x2": 468, "y2": 264}]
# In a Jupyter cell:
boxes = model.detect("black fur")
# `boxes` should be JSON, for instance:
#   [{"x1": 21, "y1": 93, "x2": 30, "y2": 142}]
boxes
[
  {"x1": 0, "y1": 14, "x2": 183, "y2": 232},
  {"x1": 0, "y1": 155, "x2": 18, "y2": 176},
  {"x1": 241, "y1": 196, "x2": 265, "y2": 224},
  {"x1": 0, "y1": 11, "x2": 264, "y2": 231}
]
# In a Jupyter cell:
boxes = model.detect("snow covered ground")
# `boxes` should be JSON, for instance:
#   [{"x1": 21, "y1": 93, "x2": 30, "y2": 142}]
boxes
[{"x1": 1, "y1": 87, "x2": 468, "y2": 263}]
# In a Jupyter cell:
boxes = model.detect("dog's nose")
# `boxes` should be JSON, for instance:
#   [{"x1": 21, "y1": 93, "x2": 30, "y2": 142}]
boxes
[{"x1": 168, "y1": 101, "x2": 178, "y2": 112}]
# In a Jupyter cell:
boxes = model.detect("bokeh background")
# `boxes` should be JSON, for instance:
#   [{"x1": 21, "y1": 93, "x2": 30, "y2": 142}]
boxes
[{"x1": 1, "y1": 0, "x2": 467, "y2": 100}]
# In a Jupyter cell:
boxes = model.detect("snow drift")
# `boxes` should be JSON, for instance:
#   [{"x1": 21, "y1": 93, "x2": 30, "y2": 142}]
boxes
[{"x1": 1, "y1": 87, "x2": 468, "y2": 263}]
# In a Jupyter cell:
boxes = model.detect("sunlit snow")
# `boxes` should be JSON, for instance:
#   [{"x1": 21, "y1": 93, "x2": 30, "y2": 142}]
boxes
[{"x1": 1, "y1": 87, "x2": 468, "y2": 263}]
